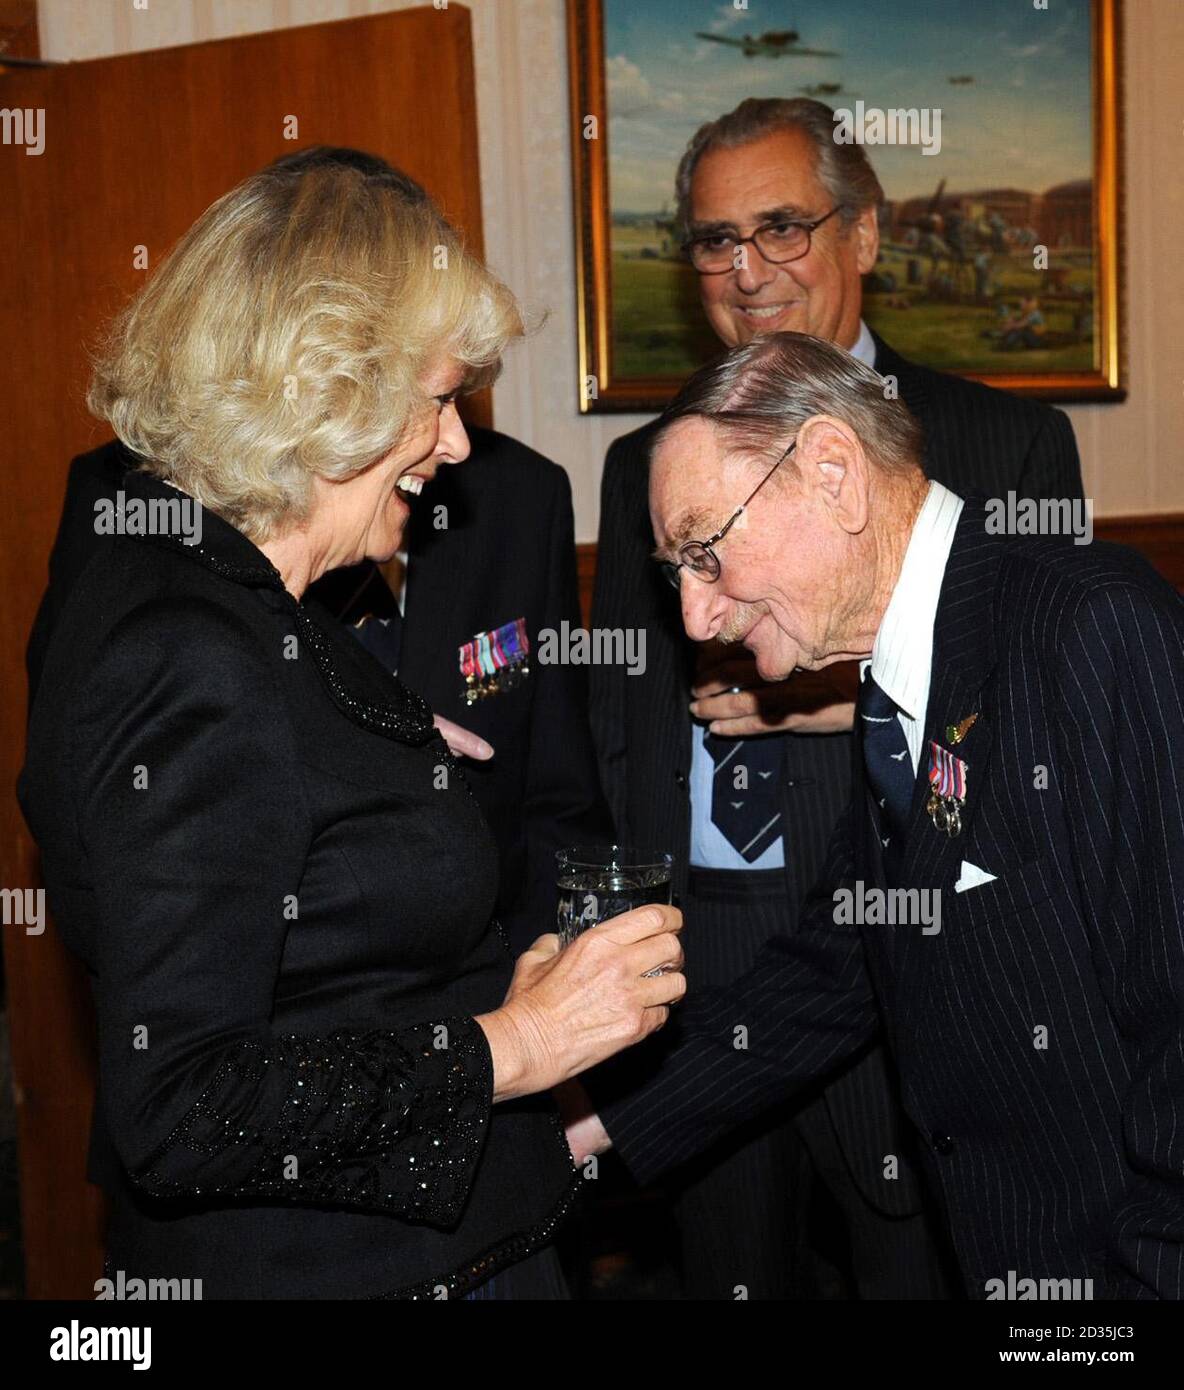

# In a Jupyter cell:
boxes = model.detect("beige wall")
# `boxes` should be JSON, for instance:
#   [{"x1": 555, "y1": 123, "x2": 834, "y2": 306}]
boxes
[{"x1": 40, "y1": 0, "x2": 1183, "y2": 538}]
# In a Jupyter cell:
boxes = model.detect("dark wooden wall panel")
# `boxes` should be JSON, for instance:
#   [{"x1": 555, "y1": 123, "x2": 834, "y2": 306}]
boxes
[{"x1": 0, "y1": 4, "x2": 485, "y2": 1299}]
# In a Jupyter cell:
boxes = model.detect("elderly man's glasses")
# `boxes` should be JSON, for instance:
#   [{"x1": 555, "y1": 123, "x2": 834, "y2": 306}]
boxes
[
  {"x1": 683, "y1": 207, "x2": 843, "y2": 275},
  {"x1": 660, "y1": 439, "x2": 796, "y2": 591}
]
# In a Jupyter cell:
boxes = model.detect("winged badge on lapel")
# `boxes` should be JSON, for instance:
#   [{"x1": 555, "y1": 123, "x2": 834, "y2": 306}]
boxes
[{"x1": 459, "y1": 618, "x2": 530, "y2": 704}]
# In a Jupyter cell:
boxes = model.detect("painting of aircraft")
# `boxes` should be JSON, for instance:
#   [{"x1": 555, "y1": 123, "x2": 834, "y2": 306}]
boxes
[
  {"x1": 584, "y1": 0, "x2": 1108, "y2": 396},
  {"x1": 694, "y1": 29, "x2": 840, "y2": 59}
]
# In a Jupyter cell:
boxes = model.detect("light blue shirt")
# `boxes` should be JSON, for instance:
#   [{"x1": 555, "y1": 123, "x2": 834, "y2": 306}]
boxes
[
  {"x1": 689, "y1": 322, "x2": 877, "y2": 869},
  {"x1": 849, "y1": 318, "x2": 877, "y2": 370},
  {"x1": 689, "y1": 728, "x2": 785, "y2": 868}
]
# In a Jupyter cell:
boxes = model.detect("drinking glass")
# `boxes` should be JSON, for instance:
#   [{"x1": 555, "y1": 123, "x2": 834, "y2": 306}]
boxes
[{"x1": 556, "y1": 845, "x2": 674, "y2": 949}]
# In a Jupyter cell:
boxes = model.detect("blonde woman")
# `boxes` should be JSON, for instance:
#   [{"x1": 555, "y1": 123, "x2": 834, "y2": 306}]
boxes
[{"x1": 19, "y1": 152, "x2": 683, "y2": 1299}]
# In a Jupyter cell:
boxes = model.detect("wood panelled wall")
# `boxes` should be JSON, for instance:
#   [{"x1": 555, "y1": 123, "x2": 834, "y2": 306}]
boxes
[{"x1": 2, "y1": 2, "x2": 489, "y2": 1301}]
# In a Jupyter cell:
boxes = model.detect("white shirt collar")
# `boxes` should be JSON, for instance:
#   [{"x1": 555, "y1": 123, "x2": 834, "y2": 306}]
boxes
[
  {"x1": 847, "y1": 319, "x2": 877, "y2": 370},
  {"x1": 865, "y1": 481, "x2": 964, "y2": 722}
]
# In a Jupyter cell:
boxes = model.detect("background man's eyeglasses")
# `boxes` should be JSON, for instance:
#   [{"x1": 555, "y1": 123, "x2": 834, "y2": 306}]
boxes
[
  {"x1": 682, "y1": 207, "x2": 843, "y2": 275},
  {"x1": 661, "y1": 439, "x2": 796, "y2": 591}
]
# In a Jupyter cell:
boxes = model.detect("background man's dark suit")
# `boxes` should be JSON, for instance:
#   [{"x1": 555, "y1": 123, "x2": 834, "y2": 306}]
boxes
[
  {"x1": 27, "y1": 427, "x2": 610, "y2": 957},
  {"x1": 589, "y1": 334, "x2": 1083, "y2": 1296},
  {"x1": 596, "y1": 501, "x2": 1184, "y2": 1300}
]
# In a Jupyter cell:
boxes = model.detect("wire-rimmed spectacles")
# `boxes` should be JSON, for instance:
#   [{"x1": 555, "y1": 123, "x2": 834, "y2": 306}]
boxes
[{"x1": 660, "y1": 439, "x2": 796, "y2": 591}]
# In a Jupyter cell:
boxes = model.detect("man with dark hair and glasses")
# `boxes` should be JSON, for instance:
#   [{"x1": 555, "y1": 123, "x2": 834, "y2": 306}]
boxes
[
  {"x1": 682, "y1": 205, "x2": 844, "y2": 277},
  {"x1": 584, "y1": 97, "x2": 1083, "y2": 1301}
]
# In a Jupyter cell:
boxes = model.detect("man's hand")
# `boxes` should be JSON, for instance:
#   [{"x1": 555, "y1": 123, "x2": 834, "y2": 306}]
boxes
[
  {"x1": 433, "y1": 714, "x2": 494, "y2": 761},
  {"x1": 690, "y1": 641, "x2": 858, "y2": 737},
  {"x1": 553, "y1": 1078, "x2": 613, "y2": 1166}
]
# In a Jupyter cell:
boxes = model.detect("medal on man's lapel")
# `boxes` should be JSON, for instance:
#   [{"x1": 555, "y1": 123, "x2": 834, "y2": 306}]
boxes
[
  {"x1": 459, "y1": 617, "x2": 530, "y2": 704},
  {"x1": 926, "y1": 740, "x2": 968, "y2": 837}
]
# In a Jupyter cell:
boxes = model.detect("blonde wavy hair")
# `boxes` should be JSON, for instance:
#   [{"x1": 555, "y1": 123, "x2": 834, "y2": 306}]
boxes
[{"x1": 88, "y1": 148, "x2": 523, "y2": 542}]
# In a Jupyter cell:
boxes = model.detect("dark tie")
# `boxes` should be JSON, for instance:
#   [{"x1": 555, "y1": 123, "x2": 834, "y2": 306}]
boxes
[
  {"x1": 703, "y1": 731, "x2": 784, "y2": 863},
  {"x1": 352, "y1": 607, "x2": 403, "y2": 673},
  {"x1": 343, "y1": 559, "x2": 405, "y2": 674},
  {"x1": 857, "y1": 669, "x2": 914, "y2": 878}
]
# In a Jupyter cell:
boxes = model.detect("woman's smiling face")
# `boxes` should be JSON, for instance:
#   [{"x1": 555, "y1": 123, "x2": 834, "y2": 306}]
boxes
[{"x1": 335, "y1": 356, "x2": 471, "y2": 567}]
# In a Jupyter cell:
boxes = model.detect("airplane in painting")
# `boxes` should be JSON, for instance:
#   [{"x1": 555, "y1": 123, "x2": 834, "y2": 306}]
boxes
[
  {"x1": 695, "y1": 29, "x2": 840, "y2": 59},
  {"x1": 948, "y1": 75, "x2": 976, "y2": 85},
  {"x1": 799, "y1": 82, "x2": 846, "y2": 97}
]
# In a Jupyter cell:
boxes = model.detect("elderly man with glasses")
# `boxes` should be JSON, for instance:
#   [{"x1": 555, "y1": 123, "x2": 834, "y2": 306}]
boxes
[
  {"x1": 580, "y1": 329, "x2": 1184, "y2": 1304},
  {"x1": 585, "y1": 97, "x2": 1084, "y2": 1301},
  {"x1": 657, "y1": 439, "x2": 798, "y2": 592}
]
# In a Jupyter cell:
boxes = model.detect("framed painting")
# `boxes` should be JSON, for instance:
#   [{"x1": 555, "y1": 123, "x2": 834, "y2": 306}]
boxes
[{"x1": 568, "y1": 0, "x2": 1122, "y2": 411}]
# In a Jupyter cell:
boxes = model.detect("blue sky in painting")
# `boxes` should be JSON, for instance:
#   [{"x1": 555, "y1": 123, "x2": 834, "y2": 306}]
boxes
[{"x1": 603, "y1": 0, "x2": 1093, "y2": 212}]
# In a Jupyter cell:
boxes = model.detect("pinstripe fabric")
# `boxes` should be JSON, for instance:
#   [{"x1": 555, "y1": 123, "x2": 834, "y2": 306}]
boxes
[
  {"x1": 599, "y1": 501, "x2": 1184, "y2": 1300},
  {"x1": 872, "y1": 334, "x2": 1085, "y2": 504},
  {"x1": 669, "y1": 875, "x2": 813, "y2": 1299},
  {"x1": 587, "y1": 337, "x2": 1084, "y2": 1229},
  {"x1": 674, "y1": 870, "x2": 959, "y2": 1298}
]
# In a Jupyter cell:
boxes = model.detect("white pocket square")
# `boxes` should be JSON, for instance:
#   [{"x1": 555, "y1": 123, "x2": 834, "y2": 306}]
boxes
[{"x1": 955, "y1": 860, "x2": 998, "y2": 893}]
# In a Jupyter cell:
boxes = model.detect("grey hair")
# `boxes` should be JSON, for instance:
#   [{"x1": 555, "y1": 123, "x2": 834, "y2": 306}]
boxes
[
  {"x1": 655, "y1": 332, "x2": 923, "y2": 479},
  {"x1": 674, "y1": 97, "x2": 884, "y2": 243}
]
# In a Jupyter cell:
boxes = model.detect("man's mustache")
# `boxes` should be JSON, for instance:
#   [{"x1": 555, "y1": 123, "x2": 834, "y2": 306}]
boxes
[{"x1": 718, "y1": 601, "x2": 770, "y2": 646}]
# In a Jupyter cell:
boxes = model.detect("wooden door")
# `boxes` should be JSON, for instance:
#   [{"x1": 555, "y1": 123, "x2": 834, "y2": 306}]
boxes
[{"x1": 0, "y1": 4, "x2": 486, "y2": 1299}]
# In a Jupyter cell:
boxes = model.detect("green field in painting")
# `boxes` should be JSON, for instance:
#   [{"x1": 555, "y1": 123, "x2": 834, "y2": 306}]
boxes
[
  {"x1": 609, "y1": 222, "x2": 1095, "y2": 378},
  {"x1": 866, "y1": 244, "x2": 1096, "y2": 372}
]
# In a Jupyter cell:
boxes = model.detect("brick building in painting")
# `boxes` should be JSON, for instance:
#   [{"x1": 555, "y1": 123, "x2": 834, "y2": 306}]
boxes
[
  {"x1": 890, "y1": 181, "x2": 1092, "y2": 249},
  {"x1": 1041, "y1": 180, "x2": 1093, "y2": 248}
]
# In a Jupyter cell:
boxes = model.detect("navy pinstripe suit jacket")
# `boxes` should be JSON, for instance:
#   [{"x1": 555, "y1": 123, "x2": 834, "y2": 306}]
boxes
[
  {"x1": 599, "y1": 501, "x2": 1184, "y2": 1300},
  {"x1": 589, "y1": 335, "x2": 1083, "y2": 1219}
]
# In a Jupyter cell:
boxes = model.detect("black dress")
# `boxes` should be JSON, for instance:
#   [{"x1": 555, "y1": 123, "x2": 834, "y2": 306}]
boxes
[{"x1": 19, "y1": 468, "x2": 580, "y2": 1299}]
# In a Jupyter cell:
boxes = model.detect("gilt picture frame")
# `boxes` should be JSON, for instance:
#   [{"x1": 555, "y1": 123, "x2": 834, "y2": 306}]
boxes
[{"x1": 568, "y1": 0, "x2": 1123, "y2": 412}]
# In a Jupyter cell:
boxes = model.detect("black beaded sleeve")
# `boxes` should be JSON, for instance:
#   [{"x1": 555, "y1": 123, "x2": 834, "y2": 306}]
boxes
[
  {"x1": 72, "y1": 597, "x2": 496, "y2": 1224},
  {"x1": 130, "y1": 1023, "x2": 493, "y2": 1223}
]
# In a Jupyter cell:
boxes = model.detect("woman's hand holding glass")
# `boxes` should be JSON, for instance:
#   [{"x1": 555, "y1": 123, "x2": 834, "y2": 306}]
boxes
[{"x1": 476, "y1": 905, "x2": 684, "y2": 1102}]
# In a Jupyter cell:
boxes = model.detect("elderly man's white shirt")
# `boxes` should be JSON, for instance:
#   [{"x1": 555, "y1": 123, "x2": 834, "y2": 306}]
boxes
[{"x1": 860, "y1": 481, "x2": 965, "y2": 776}]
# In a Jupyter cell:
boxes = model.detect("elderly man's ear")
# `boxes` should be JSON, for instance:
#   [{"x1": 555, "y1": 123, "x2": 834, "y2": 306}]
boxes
[{"x1": 795, "y1": 414, "x2": 870, "y2": 535}]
